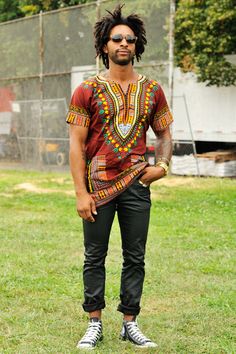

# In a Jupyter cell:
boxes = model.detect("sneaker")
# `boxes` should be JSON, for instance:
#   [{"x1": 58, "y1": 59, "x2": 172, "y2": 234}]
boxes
[
  {"x1": 76, "y1": 317, "x2": 103, "y2": 350},
  {"x1": 120, "y1": 318, "x2": 157, "y2": 348}
]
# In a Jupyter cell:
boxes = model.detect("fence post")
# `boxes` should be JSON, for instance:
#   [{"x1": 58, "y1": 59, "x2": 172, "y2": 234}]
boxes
[
  {"x1": 168, "y1": 0, "x2": 175, "y2": 111},
  {"x1": 39, "y1": 10, "x2": 44, "y2": 168},
  {"x1": 96, "y1": 0, "x2": 101, "y2": 74}
]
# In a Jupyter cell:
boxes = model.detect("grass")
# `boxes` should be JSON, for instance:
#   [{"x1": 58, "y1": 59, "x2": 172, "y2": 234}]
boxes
[{"x1": 0, "y1": 170, "x2": 235, "y2": 353}]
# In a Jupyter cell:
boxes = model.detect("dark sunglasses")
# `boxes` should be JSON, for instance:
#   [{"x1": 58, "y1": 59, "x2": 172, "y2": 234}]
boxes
[{"x1": 109, "y1": 34, "x2": 137, "y2": 44}]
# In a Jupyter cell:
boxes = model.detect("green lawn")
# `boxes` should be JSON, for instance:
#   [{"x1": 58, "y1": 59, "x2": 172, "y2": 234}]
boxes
[{"x1": 0, "y1": 170, "x2": 235, "y2": 353}]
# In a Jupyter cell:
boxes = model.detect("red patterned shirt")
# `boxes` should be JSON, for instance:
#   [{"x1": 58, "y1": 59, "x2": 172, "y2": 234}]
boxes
[{"x1": 66, "y1": 75, "x2": 173, "y2": 206}]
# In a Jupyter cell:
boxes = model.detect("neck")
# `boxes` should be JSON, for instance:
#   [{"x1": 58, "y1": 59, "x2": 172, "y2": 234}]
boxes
[{"x1": 106, "y1": 62, "x2": 137, "y2": 82}]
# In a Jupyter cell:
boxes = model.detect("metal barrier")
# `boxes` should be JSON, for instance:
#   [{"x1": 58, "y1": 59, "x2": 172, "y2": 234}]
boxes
[{"x1": 0, "y1": 0, "x2": 171, "y2": 169}]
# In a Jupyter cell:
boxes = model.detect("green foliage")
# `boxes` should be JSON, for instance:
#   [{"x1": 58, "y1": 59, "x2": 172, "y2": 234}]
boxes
[
  {"x1": 0, "y1": 0, "x2": 93, "y2": 19},
  {"x1": 175, "y1": 0, "x2": 236, "y2": 86},
  {"x1": 18, "y1": 0, "x2": 93, "y2": 16},
  {"x1": 0, "y1": 0, "x2": 23, "y2": 22}
]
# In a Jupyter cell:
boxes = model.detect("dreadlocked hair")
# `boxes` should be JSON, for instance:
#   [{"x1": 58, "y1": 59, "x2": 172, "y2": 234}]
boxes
[{"x1": 94, "y1": 4, "x2": 147, "y2": 69}]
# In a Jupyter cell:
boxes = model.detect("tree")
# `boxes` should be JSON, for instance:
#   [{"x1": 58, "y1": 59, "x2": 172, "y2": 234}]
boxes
[
  {"x1": 18, "y1": 0, "x2": 93, "y2": 16},
  {"x1": 175, "y1": 0, "x2": 236, "y2": 86},
  {"x1": 0, "y1": 0, "x2": 23, "y2": 22},
  {"x1": 0, "y1": 0, "x2": 95, "y2": 21}
]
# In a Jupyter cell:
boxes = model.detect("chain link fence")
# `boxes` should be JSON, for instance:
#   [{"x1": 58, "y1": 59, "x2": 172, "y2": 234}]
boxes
[{"x1": 0, "y1": 0, "x2": 171, "y2": 170}]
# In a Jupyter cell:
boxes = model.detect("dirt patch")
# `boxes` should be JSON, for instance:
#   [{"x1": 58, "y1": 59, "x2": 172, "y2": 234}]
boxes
[
  {"x1": 40, "y1": 177, "x2": 72, "y2": 185},
  {"x1": 0, "y1": 193, "x2": 14, "y2": 198},
  {"x1": 14, "y1": 183, "x2": 74, "y2": 196},
  {"x1": 11, "y1": 177, "x2": 205, "y2": 197},
  {"x1": 152, "y1": 176, "x2": 199, "y2": 187}
]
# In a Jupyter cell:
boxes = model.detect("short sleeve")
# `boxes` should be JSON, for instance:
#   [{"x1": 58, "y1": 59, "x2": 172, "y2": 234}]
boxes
[
  {"x1": 151, "y1": 84, "x2": 173, "y2": 133},
  {"x1": 66, "y1": 84, "x2": 90, "y2": 127}
]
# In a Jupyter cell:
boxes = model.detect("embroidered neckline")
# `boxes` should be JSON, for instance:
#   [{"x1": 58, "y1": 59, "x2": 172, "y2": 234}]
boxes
[{"x1": 96, "y1": 74, "x2": 145, "y2": 86}]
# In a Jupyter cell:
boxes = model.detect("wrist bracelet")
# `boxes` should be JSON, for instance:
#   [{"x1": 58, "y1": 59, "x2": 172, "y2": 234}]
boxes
[
  {"x1": 156, "y1": 157, "x2": 170, "y2": 165},
  {"x1": 155, "y1": 161, "x2": 169, "y2": 176}
]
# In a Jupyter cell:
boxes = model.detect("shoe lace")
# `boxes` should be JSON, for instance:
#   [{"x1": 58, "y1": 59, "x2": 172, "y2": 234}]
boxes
[
  {"x1": 80, "y1": 322, "x2": 101, "y2": 344},
  {"x1": 127, "y1": 322, "x2": 150, "y2": 343}
]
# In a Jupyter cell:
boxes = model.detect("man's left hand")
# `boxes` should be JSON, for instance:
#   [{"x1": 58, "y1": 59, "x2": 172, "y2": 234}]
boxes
[{"x1": 139, "y1": 166, "x2": 165, "y2": 186}]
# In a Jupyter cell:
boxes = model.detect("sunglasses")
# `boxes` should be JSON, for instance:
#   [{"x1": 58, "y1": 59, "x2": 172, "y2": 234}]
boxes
[{"x1": 109, "y1": 34, "x2": 137, "y2": 44}]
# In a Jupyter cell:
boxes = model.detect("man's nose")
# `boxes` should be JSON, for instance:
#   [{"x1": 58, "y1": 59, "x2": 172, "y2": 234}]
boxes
[{"x1": 120, "y1": 38, "x2": 128, "y2": 45}]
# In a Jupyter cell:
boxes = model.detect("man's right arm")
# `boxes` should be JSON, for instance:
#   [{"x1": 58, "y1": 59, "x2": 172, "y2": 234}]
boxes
[{"x1": 69, "y1": 124, "x2": 97, "y2": 222}]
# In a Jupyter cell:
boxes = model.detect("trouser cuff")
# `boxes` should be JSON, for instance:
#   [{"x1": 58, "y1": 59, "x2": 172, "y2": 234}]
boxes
[
  {"x1": 117, "y1": 303, "x2": 141, "y2": 316},
  {"x1": 82, "y1": 300, "x2": 105, "y2": 313}
]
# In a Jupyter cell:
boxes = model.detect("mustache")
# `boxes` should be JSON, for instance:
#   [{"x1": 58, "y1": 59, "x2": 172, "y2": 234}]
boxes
[{"x1": 116, "y1": 49, "x2": 131, "y2": 54}]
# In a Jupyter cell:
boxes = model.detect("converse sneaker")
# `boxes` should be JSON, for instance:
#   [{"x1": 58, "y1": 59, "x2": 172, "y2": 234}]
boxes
[
  {"x1": 76, "y1": 317, "x2": 103, "y2": 350},
  {"x1": 120, "y1": 318, "x2": 157, "y2": 348}
]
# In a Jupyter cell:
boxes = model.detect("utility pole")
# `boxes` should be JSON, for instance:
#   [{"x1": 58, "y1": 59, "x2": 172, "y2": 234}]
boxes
[{"x1": 168, "y1": 0, "x2": 175, "y2": 111}]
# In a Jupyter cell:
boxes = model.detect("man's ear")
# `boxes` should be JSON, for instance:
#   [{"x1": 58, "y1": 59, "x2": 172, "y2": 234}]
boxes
[{"x1": 103, "y1": 44, "x2": 108, "y2": 54}]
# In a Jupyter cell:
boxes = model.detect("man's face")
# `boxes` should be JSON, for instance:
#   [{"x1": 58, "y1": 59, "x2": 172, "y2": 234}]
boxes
[{"x1": 103, "y1": 24, "x2": 136, "y2": 67}]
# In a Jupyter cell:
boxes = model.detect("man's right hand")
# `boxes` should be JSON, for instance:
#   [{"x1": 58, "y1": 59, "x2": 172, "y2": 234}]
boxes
[{"x1": 76, "y1": 192, "x2": 97, "y2": 222}]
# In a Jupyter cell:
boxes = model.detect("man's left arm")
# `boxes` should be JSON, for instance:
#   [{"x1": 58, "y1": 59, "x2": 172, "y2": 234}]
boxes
[{"x1": 140, "y1": 126, "x2": 172, "y2": 185}]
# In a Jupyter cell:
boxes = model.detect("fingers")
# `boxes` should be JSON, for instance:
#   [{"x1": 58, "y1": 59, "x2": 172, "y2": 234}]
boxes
[
  {"x1": 77, "y1": 208, "x2": 95, "y2": 222},
  {"x1": 91, "y1": 199, "x2": 97, "y2": 216},
  {"x1": 77, "y1": 209, "x2": 95, "y2": 222},
  {"x1": 139, "y1": 172, "x2": 151, "y2": 186},
  {"x1": 85, "y1": 211, "x2": 95, "y2": 223},
  {"x1": 77, "y1": 198, "x2": 97, "y2": 223},
  {"x1": 138, "y1": 179, "x2": 149, "y2": 187},
  {"x1": 140, "y1": 166, "x2": 163, "y2": 184}
]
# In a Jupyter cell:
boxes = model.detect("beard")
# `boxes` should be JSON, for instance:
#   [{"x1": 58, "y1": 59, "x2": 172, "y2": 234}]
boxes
[{"x1": 108, "y1": 50, "x2": 135, "y2": 66}]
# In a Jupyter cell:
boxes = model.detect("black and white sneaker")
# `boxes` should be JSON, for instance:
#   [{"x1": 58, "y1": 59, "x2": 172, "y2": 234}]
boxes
[
  {"x1": 76, "y1": 317, "x2": 103, "y2": 350},
  {"x1": 120, "y1": 318, "x2": 157, "y2": 348}
]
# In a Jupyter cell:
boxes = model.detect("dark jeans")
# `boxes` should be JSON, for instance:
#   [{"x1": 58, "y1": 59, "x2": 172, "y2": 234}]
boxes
[{"x1": 82, "y1": 179, "x2": 151, "y2": 316}]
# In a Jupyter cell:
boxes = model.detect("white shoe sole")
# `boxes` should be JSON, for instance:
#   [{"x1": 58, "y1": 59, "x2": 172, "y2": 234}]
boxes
[
  {"x1": 76, "y1": 343, "x2": 95, "y2": 350},
  {"x1": 76, "y1": 335, "x2": 103, "y2": 350},
  {"x1": 120, "y1": 336, "x2": 157, "y2": 348}
]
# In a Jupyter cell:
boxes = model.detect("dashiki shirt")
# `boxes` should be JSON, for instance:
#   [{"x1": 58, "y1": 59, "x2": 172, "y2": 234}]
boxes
[{"x1": 66, "y1": 75, "x2": 173, "y2": 207}]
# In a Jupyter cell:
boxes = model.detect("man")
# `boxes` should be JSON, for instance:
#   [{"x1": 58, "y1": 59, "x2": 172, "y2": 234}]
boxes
[{"x1": 66, "y1": 4, "x2": 173, "y2": 350}]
